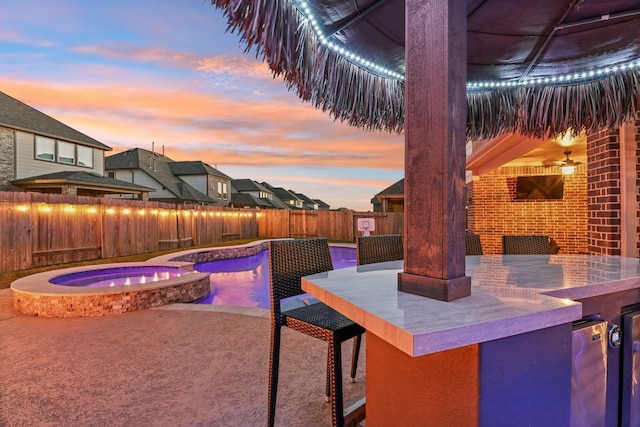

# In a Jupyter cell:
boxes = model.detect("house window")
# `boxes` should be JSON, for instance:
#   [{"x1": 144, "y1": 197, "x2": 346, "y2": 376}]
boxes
[
  {"x1": 217, "y1": 182, "x2": 228, "y2": 200},
  {"x1": 77, "y1": 145, "x2": 93, "y2": 167},
  {"x1": 107, "y1": 172, "x2": 115, "y2": 178},
  {"x1": 35, "y1": 136, "x2": 55, "y2": 161},
  {"x1": 57, "y1": 141, "x2": 75, "y2": 164},
  {"x1": 35, "y1": 136, "x2": 94, "y2": 168}
]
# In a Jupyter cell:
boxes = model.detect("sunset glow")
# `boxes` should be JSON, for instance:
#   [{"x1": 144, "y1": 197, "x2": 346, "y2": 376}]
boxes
[{"x1": 0, "y1": 0, "x2": 404, "y2": 210}]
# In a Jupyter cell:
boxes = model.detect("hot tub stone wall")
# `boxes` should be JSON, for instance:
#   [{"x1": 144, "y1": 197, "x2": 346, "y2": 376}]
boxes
[
  {"x1": 171, "y1": 241, "x2": 269, "y2": 264},
  {"x1": 13, "y1": 276, "x2": 210, "y2": 318}
]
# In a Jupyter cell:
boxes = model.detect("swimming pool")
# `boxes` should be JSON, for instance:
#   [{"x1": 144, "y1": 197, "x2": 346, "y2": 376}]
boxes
[{"x1": 194, "y1": 246, "x2": 356, "y2": 309}]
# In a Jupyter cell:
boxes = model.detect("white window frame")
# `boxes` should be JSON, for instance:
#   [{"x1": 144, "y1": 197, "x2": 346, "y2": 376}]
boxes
[
  {"x1": 77, "y1": 145, "x2": 93, "y2": 168},
  {"x1": 35, "y1": 136, "x2": 55, "y2": 161}
]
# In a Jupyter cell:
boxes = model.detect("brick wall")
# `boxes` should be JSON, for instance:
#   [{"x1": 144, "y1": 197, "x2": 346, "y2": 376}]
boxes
[
  {"x1": 587, "y1": 129, "x2": 622, "y2": 255},
  {"x1": 586, "y1": 118, "x2": 640, "y2": 256},
  {"x1": 468, "y1": 165, "x2": 588, "y2": 254}
]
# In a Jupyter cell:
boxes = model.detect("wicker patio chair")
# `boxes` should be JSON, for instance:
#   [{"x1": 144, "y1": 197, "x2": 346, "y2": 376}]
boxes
[
  {"x1": 502, "y1": 235, "x2": 552, "y2": 254},
  {"x1": 267, "y1": 238, "x2": 365, "y2": 427},
  {"x1": 465, "y1": 231, "x2": 483, "y2": 255},
  {"x1": 356, "y1": 234, "x2": 404, "y2": 266}
]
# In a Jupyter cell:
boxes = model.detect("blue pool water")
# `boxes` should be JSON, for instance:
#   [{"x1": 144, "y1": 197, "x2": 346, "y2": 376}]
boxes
[
  {"x1": 50, "y1": 266, "x2": 193, "y2": 287},
  {"x1": 194, "y1": 246, "x2": 356, "y2": 308}
]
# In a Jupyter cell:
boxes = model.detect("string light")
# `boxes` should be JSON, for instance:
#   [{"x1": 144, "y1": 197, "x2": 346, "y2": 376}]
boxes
[
  {"x1": 295, "y1": 1, "x2": 402, "y2": 80},
  {"x1": 295, "y1": 0, "x2": 639, "y2": 88},
  {"x1": 466, "y1": 59, "x2": 640, "y2": 91}
]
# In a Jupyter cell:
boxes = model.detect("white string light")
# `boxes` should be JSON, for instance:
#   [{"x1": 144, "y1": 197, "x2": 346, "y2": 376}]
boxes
[
  {"x1": 466, "y1": 59, "x2": 640, "y2": 91},
  {"x1": 295, "y1": 1, "x2": 639, "y2": 87}
]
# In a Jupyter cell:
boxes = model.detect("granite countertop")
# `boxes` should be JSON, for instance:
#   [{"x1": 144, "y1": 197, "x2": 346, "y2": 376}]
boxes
[{"x1": 301, "y1": 255, "x2": 640, "y2": 357}]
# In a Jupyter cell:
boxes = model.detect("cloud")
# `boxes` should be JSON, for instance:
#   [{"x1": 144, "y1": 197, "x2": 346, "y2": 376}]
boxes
[
  {"x1": 0, "y1": 77, "x2": 404, "y2": 174},
  {"x1": 0, "y1": 30, "x2": 53, "y2": 47}
]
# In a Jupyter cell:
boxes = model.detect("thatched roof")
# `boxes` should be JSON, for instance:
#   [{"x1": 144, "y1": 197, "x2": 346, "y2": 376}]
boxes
[{"x1": 210, "y1": 0, "x2": 640, "y2": 139}]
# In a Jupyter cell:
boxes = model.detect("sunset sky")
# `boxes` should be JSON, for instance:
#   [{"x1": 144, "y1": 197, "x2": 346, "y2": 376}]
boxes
[{"x1": 0, "y1": 0, "x2": 404, "y2": 211}]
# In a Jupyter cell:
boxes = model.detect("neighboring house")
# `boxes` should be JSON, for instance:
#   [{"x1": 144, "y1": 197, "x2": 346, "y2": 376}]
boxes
[
  {"x1": 230, "y1": 179, "x2": 283, "y2": 209},
  {"x1": 0, "y1": 90, "x2": 151, "y2": 198},
  {"x1": 312, "y1": 199, "x2": 331, "y2": 211},
  {"x1": 105, "y1": 148, "x2": 231, "y2": 206},
  {"x1": 269, "y1": 186, "x2": 305, "y2": 209},
  {"x1": 372, "y1": 179, "x2": 404, "y2": 212},
  {"x1": 291, "y1": 191, "x2": 319, "y2": 210}
]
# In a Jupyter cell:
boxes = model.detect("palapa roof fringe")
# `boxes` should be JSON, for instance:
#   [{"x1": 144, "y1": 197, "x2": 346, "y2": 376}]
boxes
[
  {"x1": 468, "y1": 67, "x2": 640, "y2": 140},
  {"x1": 211, "y1": 0, "x2": 639, "y2": 140}
]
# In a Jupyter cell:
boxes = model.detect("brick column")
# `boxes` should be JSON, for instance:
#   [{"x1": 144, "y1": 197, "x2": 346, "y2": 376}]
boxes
[
  {"x1": 587, "y1": 118, "x2": 640, "y2": 257},
  {"x1": 587, "y1": 130, "x2": 622, "y2": 255}
]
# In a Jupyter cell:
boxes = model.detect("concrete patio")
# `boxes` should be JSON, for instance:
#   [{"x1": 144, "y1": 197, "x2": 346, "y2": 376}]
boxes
[{"x1": 0, "y1": 289, "x2": 366, "y2": 426}]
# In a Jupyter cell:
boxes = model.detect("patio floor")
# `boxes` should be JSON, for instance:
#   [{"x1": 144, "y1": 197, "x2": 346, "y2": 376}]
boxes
[{"x1": 0, "y1": 289, "x2": 366, "y2": 426}]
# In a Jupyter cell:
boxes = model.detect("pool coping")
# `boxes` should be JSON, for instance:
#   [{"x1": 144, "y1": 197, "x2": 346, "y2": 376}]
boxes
[{"x1": 11, "y1": 261, "x2": 211, "y2": 317}]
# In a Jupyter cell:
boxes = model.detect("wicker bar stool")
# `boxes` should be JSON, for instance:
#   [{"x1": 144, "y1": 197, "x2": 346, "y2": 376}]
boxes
[
  {"x1": 356, "y1": 234, "x2": 404, "y2": 266},
  {"x1": 465, "y1": 231, "x2": 483, "y2": 255},
  {"x1": 267, "y1": 238, "x2": 365, "y2": 427},
  {"x1": 502, "y1": 235, "x2": 552, "y2": 254}
]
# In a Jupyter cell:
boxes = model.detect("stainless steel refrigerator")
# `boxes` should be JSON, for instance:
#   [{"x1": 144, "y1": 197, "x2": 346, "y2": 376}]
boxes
[{"x1": 571, "y1": 320, "x2": 608, "y2": 427}]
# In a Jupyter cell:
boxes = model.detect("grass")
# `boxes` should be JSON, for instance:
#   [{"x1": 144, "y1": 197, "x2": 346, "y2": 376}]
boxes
[{"x1": 0, "y1": 238, "x2": 262, "y2": 290}]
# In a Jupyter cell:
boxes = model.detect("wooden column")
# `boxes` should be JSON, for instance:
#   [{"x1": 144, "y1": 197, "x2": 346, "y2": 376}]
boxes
[{"x1": 398, "y1": 0, "x2": 471, "y2": 301}]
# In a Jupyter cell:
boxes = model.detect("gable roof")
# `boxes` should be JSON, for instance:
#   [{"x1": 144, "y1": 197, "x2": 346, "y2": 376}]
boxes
[
  {"x1": 312, "y1": 199, "x2": 330, "y2": 209},
  {"x1": 376, "y1": 179, "x2": 404, "y2": 197},
  {"x1": 105, "y1": 148, "x2": 216, "y2": 203},
  {"x1": 232, "y1": 179, "x2": 273, "y2": 194},
  {"x1": 0, "y1": 90, "x2": 111, "y2": 150},
  {"x1": 231, "y1": 192, "x2": 276, "y2": 208},
  {"x1": 169, "y1": 161, "x2": 232, "y2": 180}
]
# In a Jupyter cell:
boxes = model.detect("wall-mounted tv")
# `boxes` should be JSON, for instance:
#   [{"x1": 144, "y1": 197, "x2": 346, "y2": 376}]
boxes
[{"x1": 515, "y1": 175, "x2": 564, "y2": 200}]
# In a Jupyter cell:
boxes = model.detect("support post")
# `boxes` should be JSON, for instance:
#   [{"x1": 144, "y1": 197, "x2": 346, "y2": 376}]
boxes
[{"x1": 398, "y1": 0, "x2": 471, "y2": 301}]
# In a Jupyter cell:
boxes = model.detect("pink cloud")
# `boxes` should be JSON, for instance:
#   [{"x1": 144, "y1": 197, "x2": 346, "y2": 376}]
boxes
[{"x1": 0, "y1": 77, "x2": 404, "y2": 172}]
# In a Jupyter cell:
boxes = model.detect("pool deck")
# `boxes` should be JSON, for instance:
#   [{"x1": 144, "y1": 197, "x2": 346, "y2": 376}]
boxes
[{"x1": 0, "y1": 288, "x2": 366, "y2": 426}]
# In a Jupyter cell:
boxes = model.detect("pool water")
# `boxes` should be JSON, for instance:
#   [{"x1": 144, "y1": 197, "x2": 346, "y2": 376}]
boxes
[
  {"x1": 50, "y1": 266, "x2": 192, "y2": 287},
  {"x1": 194, "y1": 246, "x2": 356, "y2": 308}
]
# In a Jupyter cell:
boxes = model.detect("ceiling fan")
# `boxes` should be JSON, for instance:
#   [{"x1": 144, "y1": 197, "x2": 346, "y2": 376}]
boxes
[{"x1": 560, "y1": 150, "x2": 580, "y2": 174}]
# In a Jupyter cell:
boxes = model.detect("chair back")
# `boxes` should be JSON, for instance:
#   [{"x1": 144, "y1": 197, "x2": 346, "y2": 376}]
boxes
[
  {"x1": 502, "y1": 235, "x2": 552, "y2": 254},
  {"x1": 356, "y1": 234, "x2": 404, "y2": 266},
  {"x1": 465, "y1": 231, "x2": 483, "y2": 255},
  {"x1": 268, "y1": 238, "x2": 333, "y2": 317}
]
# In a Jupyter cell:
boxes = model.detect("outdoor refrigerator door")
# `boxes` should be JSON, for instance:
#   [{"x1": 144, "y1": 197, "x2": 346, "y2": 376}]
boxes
[
  {"x1": 570, "y1": 320, "x2": 607, "y2": 427},
  {"x1": 621, "y1": 311, "x2": 640, "y2": 427}
]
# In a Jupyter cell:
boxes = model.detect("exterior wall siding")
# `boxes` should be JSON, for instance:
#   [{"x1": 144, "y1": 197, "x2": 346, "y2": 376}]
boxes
[
  {"x1": 15, "y1": 130, "x2": 105, "y2": 179},
  {"x1": 467, "y1": 165, "x2": 588, "y2": 254},
  {"x1": 111, "y1": 169, "x2": 175, "y2": 199}
]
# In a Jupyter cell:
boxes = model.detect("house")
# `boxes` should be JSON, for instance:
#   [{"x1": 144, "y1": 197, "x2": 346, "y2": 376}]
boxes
[
  {"x1": 230, "y1": 179, "x2": 286, "y2": 209},
  {"x1": 105, "y1": 148, "x2": 232, "y2": 206},
  {"x1": 312, "y1": 199, "x2": 331, "y2": 211},
  {"x1": 267, "y1": 185, "x2": 305, "y2": 209},
  {"x1": 291, "y1": 191, "x2": 319, "y2": 210},
  {"x1": 372, "y1": 179, "x2": 404, "y2": 212},
  {"x1": 0, "y1": 90, "x2": 151, "y2": 198}
]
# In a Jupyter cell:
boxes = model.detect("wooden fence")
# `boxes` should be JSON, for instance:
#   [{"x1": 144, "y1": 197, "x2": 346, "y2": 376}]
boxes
[
  {"x1": 0, "y1": 191, "x2": 403, "y2": 273},
  {"x1": 0, "y1": 192, "x2": 258, "y2": 273},
  {"x1": 257, "y1": 210, "x2": 404, "y2": 241}
]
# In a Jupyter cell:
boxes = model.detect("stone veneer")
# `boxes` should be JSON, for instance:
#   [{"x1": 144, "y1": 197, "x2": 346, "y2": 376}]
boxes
[
  {"x1": 0, "y1": 127, "x2": 17, "y2": 191},
  {"x1": 169, "y1": 241, "x2": 269, "y2": 263},
  {"x1": 12, "y1": 263, "x2": 211, "y2": 318}
]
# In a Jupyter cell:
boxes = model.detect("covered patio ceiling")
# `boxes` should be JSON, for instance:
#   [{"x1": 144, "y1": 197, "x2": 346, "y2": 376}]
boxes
[{"x1": 212, "y1": 0, "x2": 639, "y2": 141}]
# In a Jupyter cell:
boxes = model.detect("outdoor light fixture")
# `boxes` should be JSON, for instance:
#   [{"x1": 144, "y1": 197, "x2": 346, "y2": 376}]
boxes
[{"x1": 561, "y1": 151, "x2": 576, "y2": 174}]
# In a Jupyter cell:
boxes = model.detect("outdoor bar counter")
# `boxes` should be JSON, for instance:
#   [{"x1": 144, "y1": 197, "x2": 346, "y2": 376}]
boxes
[{"x1": 302, "y1": 254, "x2": 640, "y2": 426}]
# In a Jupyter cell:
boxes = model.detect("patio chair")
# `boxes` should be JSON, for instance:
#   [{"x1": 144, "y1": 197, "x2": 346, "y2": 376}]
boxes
[
  {"x1": 356, "y1": 234, "x2": 404, "y2": 266},
  {"x1": 267, "y1": 238, "x2": 365, "y2": 427},
  {"x1": 465, "y1": 231, "x2": 483, "y2": 255},
  {"x1": 502, "y1": 235, "x2": 552, "y2": 255}
]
